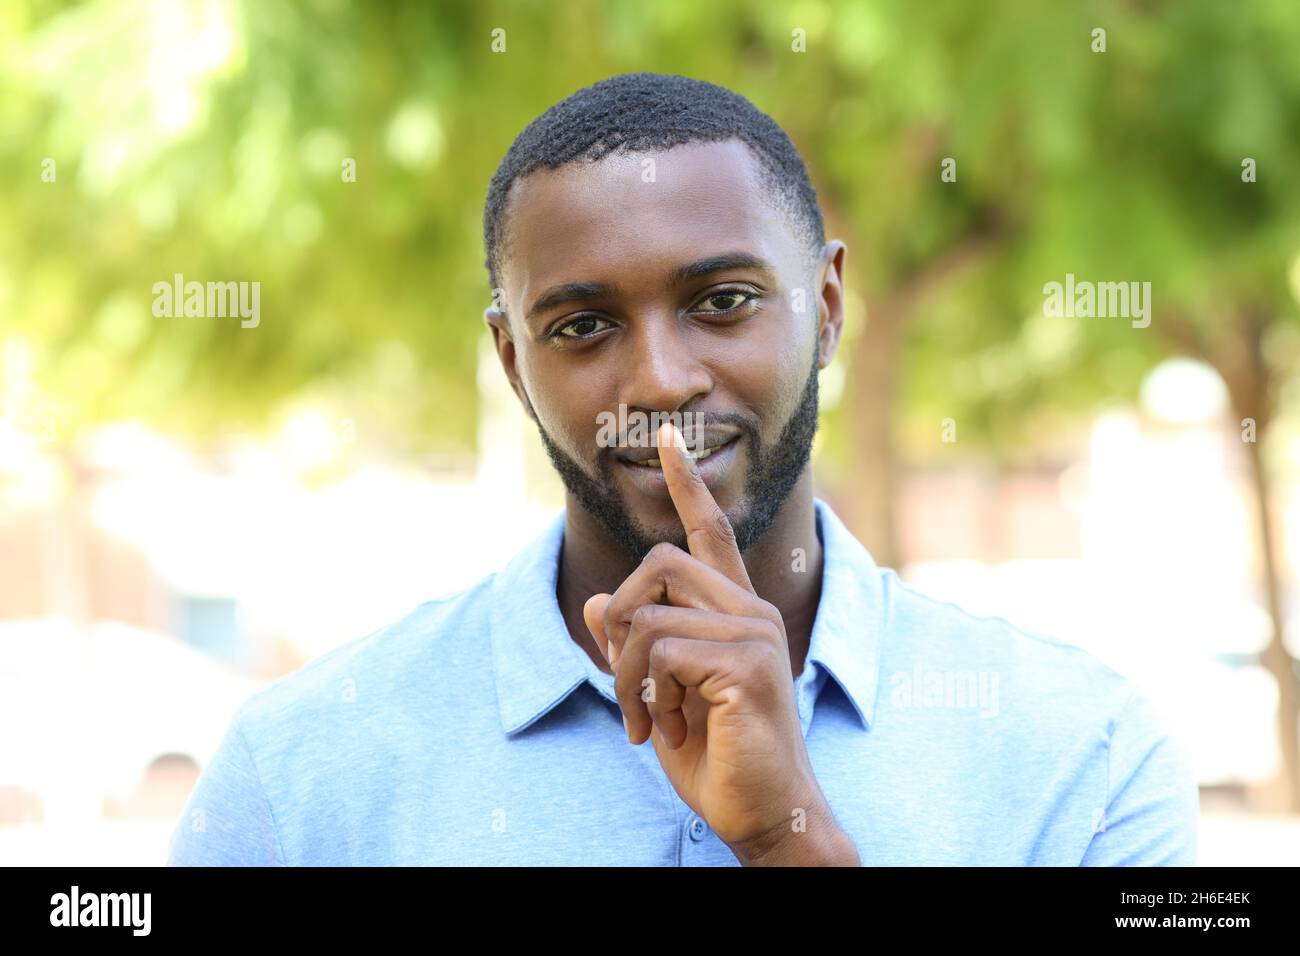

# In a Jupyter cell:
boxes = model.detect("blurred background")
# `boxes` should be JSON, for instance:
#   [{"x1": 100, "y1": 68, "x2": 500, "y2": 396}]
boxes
[{"x1": 2, "y1": 0, "x2": 1299, "y2": 865}]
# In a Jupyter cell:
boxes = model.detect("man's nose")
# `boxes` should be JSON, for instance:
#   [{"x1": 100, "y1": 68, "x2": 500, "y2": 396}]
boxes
[{"x1": 615, "y1": 317, "x2": 714, "y2": 414}]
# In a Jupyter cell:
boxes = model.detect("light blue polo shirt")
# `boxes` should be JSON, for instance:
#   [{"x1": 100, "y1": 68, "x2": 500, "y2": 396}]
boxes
[{"x1": 166, "y1": 498, "x2": 1198, "y2": 866}]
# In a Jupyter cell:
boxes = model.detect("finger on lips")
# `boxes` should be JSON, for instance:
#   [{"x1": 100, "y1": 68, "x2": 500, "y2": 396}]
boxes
[
  {"x1": 658, "y1": 421, "x2": 754, "y2": 592},
  {"x1": 584, "y1": 421, "x2": 769, "y2": 745}
]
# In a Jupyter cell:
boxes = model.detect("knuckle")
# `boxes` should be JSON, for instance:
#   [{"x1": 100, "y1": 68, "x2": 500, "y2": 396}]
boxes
[
  {"x1": 648, "y1": 636, "x2": 676, "y2": 671},
  {"x1": 646, "y1": 541, "x2": 680, "y2": 566},
  {"x1": 629, "y1": 603, "x2": 664, "y2": 635},
  {"x1": 742, "y1": 641, "x2": 784, "y2": 688},
  {"x1": 761, "y1": 618, "x2": 784, "y2": 646},
  {"x1": 707, "y1": 510, "x2": 737, "y2": 545},
  {"x1": 757, "y1": 599, "x2": 783, "y2": 630}
]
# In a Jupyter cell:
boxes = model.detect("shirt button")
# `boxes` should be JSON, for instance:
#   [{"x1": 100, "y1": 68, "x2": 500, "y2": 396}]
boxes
[{"x1": 688, "y1": 816, "x2": 708, "y2": 842}]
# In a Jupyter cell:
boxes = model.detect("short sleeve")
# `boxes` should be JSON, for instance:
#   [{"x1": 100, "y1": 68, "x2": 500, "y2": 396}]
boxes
[
  {"x1": 1080, "y1": 688, "x2": 1199, "y2": 866},
  {"x1": 166, "y1": 711, "x2": 285, "y2": 866}
]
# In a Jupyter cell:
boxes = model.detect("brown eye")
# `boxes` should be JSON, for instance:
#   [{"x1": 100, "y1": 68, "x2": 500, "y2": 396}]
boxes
[
  {"x1": 554, "y1": 316, "x2": 612, "y2": 338},
  {"x1": 697, "y1": 291, "x2": 754, "y2": 312}
]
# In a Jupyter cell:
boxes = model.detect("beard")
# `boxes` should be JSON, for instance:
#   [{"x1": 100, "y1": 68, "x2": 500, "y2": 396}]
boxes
[{"x1": 533, "y1": 349, "x2": 820, "y2": 560}]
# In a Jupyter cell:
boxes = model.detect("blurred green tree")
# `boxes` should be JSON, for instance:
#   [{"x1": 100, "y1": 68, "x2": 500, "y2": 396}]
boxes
[{"x1": 3, "y1": 0, "x2": 1298, "y2": 807}]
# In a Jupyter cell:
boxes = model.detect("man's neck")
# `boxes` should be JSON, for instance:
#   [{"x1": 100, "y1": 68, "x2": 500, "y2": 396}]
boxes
[{"x1": 555, "y1": 471, "x2": 825, "y2": 679}]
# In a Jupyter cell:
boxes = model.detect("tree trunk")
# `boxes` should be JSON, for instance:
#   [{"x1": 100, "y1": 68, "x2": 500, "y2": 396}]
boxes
[
  {"x1": 1242, "y1": 424, "x2": 1300, "y2": 812},
  {"x1": 845, "y1": 303, "x2": 903, "y2": 569},
  {"x1": 839, "y1": 222, "x2": 1005, "y2": 571},
  {"x1": 1205, "y1": 306, "x2": 1300, "y2": 813}
]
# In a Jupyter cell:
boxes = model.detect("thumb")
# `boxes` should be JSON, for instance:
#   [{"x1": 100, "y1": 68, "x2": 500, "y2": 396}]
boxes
[{"x1": 583, "y1": 593, "x2": 614, "y2": 664}]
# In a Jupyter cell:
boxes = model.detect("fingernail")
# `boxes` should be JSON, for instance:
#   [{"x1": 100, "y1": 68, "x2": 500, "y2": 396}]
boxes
[
  {"x1": 608, "y1": 640, "x2": 619, "y2": 667},
  {"x1": 622, "y1": 713, "x2": 631, "y2": 740}
]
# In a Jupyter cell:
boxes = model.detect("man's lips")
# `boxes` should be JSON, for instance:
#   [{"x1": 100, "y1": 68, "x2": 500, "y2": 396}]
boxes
[
  {"x1": 614, "y1": 430, "x2": 740, "y2": 468},
  {"x1": 612, "y1": 434, "x2": 744, "y2": 497}
]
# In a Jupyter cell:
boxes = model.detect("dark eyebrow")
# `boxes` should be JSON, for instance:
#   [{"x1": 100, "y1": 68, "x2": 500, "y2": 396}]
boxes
[
  {"x1": 524, "y1": 252, "x2": 775, "y2": 324},
  {"x1": 525, "y1": 282, "x2": 616, "y2": 324},
  {"x1": 670, "y1": 252, "x2": 776, "y2": 286}
]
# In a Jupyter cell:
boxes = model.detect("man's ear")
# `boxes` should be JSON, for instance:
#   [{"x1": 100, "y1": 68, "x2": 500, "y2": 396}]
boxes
[
  {"x1": 484, "y1": 304, "x2": 538, "y2": 422},
  {"x1": 814, "y1": 240, "x2": 847, "y2": 369}
]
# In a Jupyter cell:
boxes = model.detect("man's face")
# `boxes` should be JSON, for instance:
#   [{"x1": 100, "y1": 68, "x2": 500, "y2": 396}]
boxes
[{"x1": 487, "y1": 139, "x2": 843, "y2": 558}]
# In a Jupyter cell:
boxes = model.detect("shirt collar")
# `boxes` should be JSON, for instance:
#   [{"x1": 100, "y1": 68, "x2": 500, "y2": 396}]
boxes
[{"x1": 488, "y1": 497, "x2": 882, "y2": 736}]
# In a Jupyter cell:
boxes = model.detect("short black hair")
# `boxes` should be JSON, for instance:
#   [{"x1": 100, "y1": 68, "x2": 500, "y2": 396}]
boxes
[{"x1": 483, "y1": 72, "x2": 826, "y2": 295}]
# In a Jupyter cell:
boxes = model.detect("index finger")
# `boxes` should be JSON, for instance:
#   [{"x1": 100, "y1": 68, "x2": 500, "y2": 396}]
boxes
[{"x1": 658, "y1": 421, "x2": 753, "y2": 592}]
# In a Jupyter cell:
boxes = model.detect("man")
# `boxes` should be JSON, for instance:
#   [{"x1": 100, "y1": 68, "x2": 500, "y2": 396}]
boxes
[{"x1": 167, "y1": 72, "x2": 1198, "y2": 866}]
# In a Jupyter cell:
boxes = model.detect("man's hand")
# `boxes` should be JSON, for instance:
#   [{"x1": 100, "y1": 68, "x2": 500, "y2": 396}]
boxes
[{"x1": 583, "y1": 422, "x2": 859, "y2": 866}]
